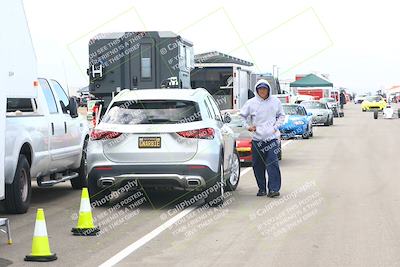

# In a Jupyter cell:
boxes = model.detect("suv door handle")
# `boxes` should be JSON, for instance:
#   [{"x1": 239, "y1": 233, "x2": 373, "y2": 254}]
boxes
[
  {"x1": 51, "y1": 123, "x2": 54, "y2": 135},
  {"x1": 64, "y1": 122, "x2": 67, "y2": 134}
]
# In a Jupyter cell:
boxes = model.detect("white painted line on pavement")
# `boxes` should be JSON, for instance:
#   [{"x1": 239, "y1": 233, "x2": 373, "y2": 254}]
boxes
[
  {"x1": 99, "y1": 206, "x2": 196, "y2": 267},
  {"x1": 100, "y1": 139, "x2": 295, "y2": 266},
  {"x1": 282, "y1": 140, "x2": 293, "y2": 148},
  {"x1": 240, "y1": 166, "x2": 253, "y2": 176}
]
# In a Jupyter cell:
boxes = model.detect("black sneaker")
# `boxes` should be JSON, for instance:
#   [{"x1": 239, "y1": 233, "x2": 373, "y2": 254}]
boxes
[
  {"x1": 257, "y1": 190, "x2": 267, "y2": 197},
  {"x1": 267, "y1": 191, "x2": 280, "y2": 198}
]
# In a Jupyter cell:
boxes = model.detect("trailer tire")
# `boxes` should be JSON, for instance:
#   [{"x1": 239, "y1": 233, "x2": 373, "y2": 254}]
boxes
[
  {"x1": 71, "y1": 138, "x2": 88, "y2": 189},
  {"x1": 374, "y1": 110, "x2": 378, "y2": 119},
  {"x1": 5, "y1": 155, "x2": 31, "y2": 214}
]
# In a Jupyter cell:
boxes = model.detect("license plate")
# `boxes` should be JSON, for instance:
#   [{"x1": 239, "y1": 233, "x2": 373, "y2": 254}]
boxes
[{"x1": 138, "y1": 137, "x2": 161, "y2": 148}]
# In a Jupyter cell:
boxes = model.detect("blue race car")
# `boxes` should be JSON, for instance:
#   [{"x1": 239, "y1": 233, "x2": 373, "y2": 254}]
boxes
[{"x1": 279, "y1": 104, "x2": 313, "y2": 139}]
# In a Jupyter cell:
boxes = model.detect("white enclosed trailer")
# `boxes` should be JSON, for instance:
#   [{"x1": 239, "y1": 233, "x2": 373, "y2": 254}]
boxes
[
  {"x1": 0, "y1": 0, "x2": 38, "y2": 201},
  {"x1": 191, "y1": 52, "x2": 253, "y2": 110}
]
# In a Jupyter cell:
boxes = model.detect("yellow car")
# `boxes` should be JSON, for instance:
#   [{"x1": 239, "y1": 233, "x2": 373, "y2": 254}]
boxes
[{"x1": 361, "y1": 96, "x2": 387, "y2": 112}]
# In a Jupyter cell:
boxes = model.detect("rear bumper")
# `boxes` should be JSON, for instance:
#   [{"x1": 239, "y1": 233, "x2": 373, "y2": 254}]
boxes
[{"x1": 88, "y1": 164, "x2": 219, "y2": 191}]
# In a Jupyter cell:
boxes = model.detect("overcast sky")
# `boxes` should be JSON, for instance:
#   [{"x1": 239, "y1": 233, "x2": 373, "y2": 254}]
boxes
[{"x1": 24, "y1": 0, "x2": 400, "y2": 93}]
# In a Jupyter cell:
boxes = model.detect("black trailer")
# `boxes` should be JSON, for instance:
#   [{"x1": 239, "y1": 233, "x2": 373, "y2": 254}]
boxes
[{"x1": 88, "y1": 31, "x2": 193, "y2": 105}]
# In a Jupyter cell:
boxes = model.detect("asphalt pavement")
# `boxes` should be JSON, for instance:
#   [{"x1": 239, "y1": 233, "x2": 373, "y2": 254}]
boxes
[{"x1": 1, "y1": 103, "x2": 400, "y2": 267}]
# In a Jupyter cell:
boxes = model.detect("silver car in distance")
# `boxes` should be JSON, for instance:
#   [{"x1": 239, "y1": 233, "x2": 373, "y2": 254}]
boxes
[
  {"x1": 87, "y1": 88, "x2": 240, "y2": 206},
  {"x1": 301, "y1": 100, "x2": 334, "y2": 126}
]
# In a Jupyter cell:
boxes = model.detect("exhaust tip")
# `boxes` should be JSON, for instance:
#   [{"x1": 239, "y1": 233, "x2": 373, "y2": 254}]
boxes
[
  {"x1": 98, "y1": 177, "x2": 115, "y2": 188},
  {"x1": 187, "y1": 178, "x2": 201, "y2": 187}
]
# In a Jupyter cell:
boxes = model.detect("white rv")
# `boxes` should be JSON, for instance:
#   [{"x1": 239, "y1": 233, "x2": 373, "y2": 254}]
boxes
[
  {"x1": 1, "y1": 0, "x2": 89, "y2": 214},
  {"x1": 0, "y1": 0, "x2": 38, "y2": 204}
]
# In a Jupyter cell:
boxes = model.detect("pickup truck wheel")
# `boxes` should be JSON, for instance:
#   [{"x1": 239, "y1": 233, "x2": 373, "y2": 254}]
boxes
[
  {"x1": 71, "y1": 138, "x2": 88, "y2": 189},
  {"x1": 225, "y1": 150, "x2": 240, "y2": 191},
  {"x1": 206, "y1": 159, "x2": 224, "y2": 207},
  {"x1": 5, "y1": 155, "x2": 31, "y2": 214}
]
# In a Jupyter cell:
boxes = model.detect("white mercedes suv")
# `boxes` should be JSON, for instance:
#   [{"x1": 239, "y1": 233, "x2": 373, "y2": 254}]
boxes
[{"x1": 87, "y1": 88, "x2": 240, "y2": 206}]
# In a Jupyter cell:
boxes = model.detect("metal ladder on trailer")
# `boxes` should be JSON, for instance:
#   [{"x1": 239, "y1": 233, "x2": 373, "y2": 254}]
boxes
[{"x1": 0, "y1": 218, "x2": 12, "y2": 244}]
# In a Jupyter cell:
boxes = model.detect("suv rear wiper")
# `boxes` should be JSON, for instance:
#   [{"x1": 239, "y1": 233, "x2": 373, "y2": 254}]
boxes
[{"x1": 147, "y1": 118, "x2": 179, "y2": 124}]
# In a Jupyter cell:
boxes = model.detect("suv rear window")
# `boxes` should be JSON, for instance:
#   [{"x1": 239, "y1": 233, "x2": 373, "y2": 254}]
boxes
[{"x1": 102, "y1": 100, "x2": 202, "y2": 125}]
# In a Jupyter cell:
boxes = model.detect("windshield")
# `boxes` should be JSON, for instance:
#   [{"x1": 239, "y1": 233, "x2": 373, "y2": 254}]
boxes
[
  {"x1": 283, "y1": 105, "x2": 304, "y2": 115},
  {"x1": 102, "y1": 100, "x2": 202, "y2": 125},
  {"x1": 366, "y1": 96, "x2": 382, "y2": 102},
  {"x1": 320, "y1": 98, "x2": 335, "y2": 103},
  {"x1": 301, "y1": 102, "x2": 327, "y2": 109}
]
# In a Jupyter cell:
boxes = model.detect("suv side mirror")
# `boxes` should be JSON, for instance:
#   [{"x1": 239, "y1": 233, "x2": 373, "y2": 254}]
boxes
[
  {"x1": 68, "y1": 97, "x2": 79, "y2": 118},
  {"x1": 223, "y1": 112, "x2": 232, "y2": 123}
]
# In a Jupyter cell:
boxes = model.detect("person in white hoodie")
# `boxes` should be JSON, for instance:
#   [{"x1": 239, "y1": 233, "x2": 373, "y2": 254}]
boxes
[{"x1": 240, "y1": 79, "x2": 285, "y2": 197}]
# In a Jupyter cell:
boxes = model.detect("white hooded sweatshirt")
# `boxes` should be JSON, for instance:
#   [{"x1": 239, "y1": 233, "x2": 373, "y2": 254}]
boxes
[{"x1": 239, "y1": 79, "x2": 285, "y2": 141}]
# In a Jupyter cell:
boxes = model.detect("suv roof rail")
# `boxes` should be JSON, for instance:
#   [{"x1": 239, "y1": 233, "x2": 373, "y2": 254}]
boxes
[
  {"x1": 191, "y1": 87, "x2": 207, "y2": 96},
  {"x1": 114, "y1": 89, "x2": 131, "y2": 99}
]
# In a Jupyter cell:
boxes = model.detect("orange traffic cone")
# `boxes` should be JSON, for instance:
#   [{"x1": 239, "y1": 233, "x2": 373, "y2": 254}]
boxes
[
  {"x1": 71, "y1": 188, "x2": 100, "y2": 236},
  {"x1": 24, "y1": 209, "x2": 57, "y2": 262}
]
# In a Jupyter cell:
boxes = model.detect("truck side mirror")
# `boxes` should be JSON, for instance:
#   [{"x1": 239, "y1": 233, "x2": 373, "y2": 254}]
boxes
[
  {"x1": 223, "y1": 112, "x2": 232, "y2": 124},
  {"x1": 68, "y1": 97, "x2": 79, "y2": 118}
]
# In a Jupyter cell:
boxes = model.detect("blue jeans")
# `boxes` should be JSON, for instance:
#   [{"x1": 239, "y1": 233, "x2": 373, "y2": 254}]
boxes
[{"x1": 252, "y1": 139, "x2": 282, "y2": 192}]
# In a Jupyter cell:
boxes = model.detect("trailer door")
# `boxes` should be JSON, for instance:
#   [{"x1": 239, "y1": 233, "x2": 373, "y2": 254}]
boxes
[
  {"x1": 238, "y1": 70, "x2": 250, "y2": 109},
  {"x1": 131, "y1": 41, "x2": 156, "y2": 89},
  {"x1": 190, "y1": 66, "x2": 233, "y2": 110}
]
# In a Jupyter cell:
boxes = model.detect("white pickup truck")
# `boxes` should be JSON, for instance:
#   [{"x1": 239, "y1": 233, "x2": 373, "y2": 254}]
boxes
[
  {"x1": 4, "y1": 79, "x2": 89, "y2": 214},
  {"x1": 1, "y1": 0, "x2": 89, "y2": 214}
]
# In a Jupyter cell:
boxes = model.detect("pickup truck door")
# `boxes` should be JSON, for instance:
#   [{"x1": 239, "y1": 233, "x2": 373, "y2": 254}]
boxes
[
  {"x1": 38, "y1": 78, "x2": 69, "y2": 172},
  {"x1": 49, "y1": 80, "x2": 83, "y2": 170}
]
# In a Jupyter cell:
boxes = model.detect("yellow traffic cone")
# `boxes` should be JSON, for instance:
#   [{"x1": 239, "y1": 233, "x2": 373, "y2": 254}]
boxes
[
  {"x1": 71, "y1": 188, "x2": 100, "y2": 236},
  {"x1": 24, "y1": 209, "x2": 57, "y2": 262}
]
